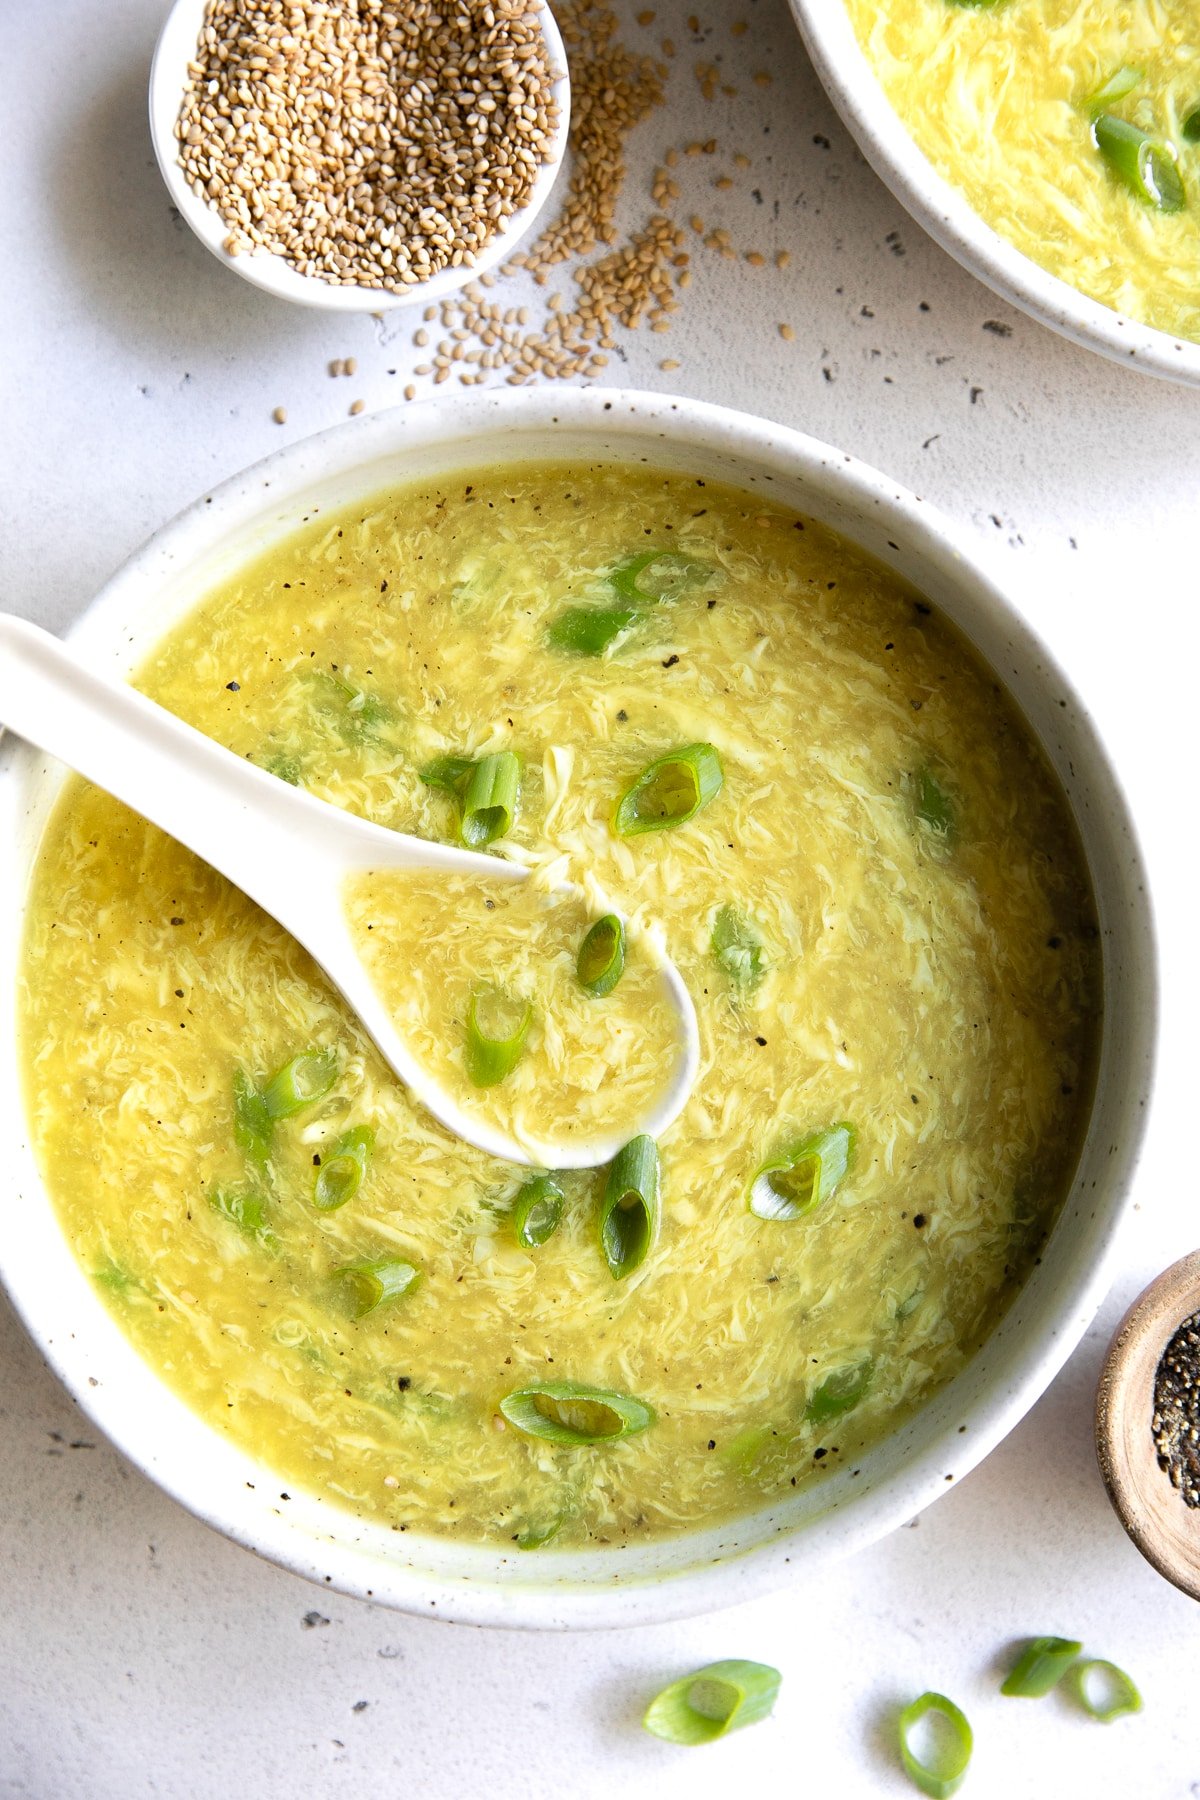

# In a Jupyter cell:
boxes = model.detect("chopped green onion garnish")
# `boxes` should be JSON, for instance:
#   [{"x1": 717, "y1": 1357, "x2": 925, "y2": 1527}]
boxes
[
  {"x1": 806, "y1": 1358, "x2": 873, "y2": 1424},
  {"x1": 711, "y1": 903, "x2": 765, "y2": 991},
  {"x1": 515, "y1": 1517, "x2": 564, "y2": 1550},
  {"x1": 600, "y1": 1135, "x2": 661, "y2": 1278},
  {"x1": 263, "y1": 1047, "x2": 338, "y2": 1120},
  {"x1": 747, "y1": 1123, "x2": 854, "y2": 1221},
  {"x1": 499, "y1": 1380, "x2": 655, "y2": 1444},
  {"x1": 232, "y1": 1067, "x2": 273, "y2": 1168},
  {"x1": 460, "y1": 751, "x2": 520, "y2": 847},
  {"x1": 913, "y1": 768, "x2": 955, "y2": 837},
  {"x1": 720, "y1": 1423, "x2": 778, "y2": 1472},
  {"x1": 1185, "y1": 107, "x2": 1200, "y2": 144},
  {"x1": 466, "y1": 987, "x2": 532, "y2": 1086},
  {"x1": 577, "y1": 914, "x2": 626, "y2": 996},
  {"x1": 610, "y1": 549, "x2": 711, "y2": 603},
  {"x1": 313, "y1": 1124, "x2": 375, "y2": 1211},
  {"x1": 1093, "y1": 113, "x2": 1185, "y2": 211},
  {"x1": 545, "y1": 603, "x2": 638, "y2": 657},
  {"x1": 1001, "y1": 1636, "x2": 1083, "y2": 1697},
  {"x1": 419, "y1": 753, "x2": 475, "y2": 796},
  {"x1": 899, "y1": 1692, "x2": 973, "y2": 1799},
  {"x1": 1083, "y1": 65, "x2": 1144, "y2": 115},
  {"x1": 263, "y1": 751, "x2": 301, "y2": 786},
  {"x1": 643, "y1": 1660, "x2": 782, "y2": 1746},
  {"x1": 208, "y1": 1185, "x2": 275, "y2": 1247},
  {"x1": 512, "y1": 1174, "x2": 565, "y2": 1248},
  {"x1": 1070, "y1": 1659, "x2": 1143, "y2": 1723},
  {"x1": 614, "y1": 742, "x2": 723, "y2": 836},
  {"x1": 335, "y1": 1257, "x2": 420, "y2": 1319}
]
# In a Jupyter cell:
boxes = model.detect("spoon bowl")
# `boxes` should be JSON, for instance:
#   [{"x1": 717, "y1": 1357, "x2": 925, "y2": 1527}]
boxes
[{"x1": 0, "y1": 612, "x2": 698, "y2": 1168}]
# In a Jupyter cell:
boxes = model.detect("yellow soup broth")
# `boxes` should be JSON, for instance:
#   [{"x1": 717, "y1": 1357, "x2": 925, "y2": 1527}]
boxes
[
  {"x1": 844, "y1": 0, "x2": 1200, "y2": 344},
  {"x1": 20, "y1": 463, "x2": 1101, "y2": 1549}
]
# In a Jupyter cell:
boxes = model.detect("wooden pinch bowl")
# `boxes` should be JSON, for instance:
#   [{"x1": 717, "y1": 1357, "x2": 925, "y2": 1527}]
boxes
[{"x1": 1096, "y1": 1250, "x2": 1200, "y2": 1602}]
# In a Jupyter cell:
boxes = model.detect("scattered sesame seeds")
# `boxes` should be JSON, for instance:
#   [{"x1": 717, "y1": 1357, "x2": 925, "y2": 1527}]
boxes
[
  {"x1": 271, "y1": 405, "x2": 287, "y2": 424},
  {"x1": 779, "y1": 322, "x2": 796, "y2": 341},
  {"x1": 349, "y1": 398, "x2": 365, "y2": 415}
]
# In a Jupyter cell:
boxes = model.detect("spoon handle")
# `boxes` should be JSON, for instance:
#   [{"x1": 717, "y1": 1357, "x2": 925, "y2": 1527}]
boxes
[{"x1": 0, "y1": 613, "x2": 518, "y2": 927}]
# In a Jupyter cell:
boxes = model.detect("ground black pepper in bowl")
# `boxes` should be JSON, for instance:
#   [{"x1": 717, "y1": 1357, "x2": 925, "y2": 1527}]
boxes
[{"x1": 1152, "y1": 1311, "x2": 1200, "y2": 1507}]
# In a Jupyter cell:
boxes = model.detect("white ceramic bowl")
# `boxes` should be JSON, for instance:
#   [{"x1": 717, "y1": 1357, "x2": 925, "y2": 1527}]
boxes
[
  {"x1": 788, "y1": 1, "x2": 1200, "y2": 388},
  {"x1": 0, "y1": 388, "x2": 1156, "y2": 1628},
  {"x1": 149, "y1": 0, "x2": 571, "y2": 312}
]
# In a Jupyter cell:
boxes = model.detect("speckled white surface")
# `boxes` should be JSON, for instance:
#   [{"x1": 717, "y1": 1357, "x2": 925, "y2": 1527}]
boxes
[{"x1": 2, "y1": 2, "x2": 1199, "y2": 1795}]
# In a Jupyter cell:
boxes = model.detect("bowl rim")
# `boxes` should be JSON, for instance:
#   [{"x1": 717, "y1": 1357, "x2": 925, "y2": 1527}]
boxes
[
  {"x1": 0, "y1": 386, "x2": 1158, "y2": 1628},
  {"x1": 787, "y1": 0, "x2": 1200, "y2": 388},
  {"x1": 148, "y1": 0, "x2": 572, "y2": 313}
]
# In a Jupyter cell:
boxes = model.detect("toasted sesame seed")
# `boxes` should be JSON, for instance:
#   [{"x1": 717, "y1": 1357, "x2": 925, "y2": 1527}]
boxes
[
  {"x1": 272, "y1": 405, "x2": 287, "y2": 424},
  {"x1": 403, "y1": 384, "x2": 416, "y2": 401},
  {"x1": 660, "y1": 358, "x2": 680, "y2": 370},
  {"x1": 745, "y1": 251, "x2": 765, "y2": 266},
  {"x1": 776, "y1": 249, "x2": 792, "y2": 269},
  {"x1": 779, "y1": 322, "x2": 796, "y2": 341},
  {"x1": 349, "y1": 398, "x2": 365, "y2": 415},
  {"x1": 328, "y1": 359, "x2": 343, "y2": 378},
  {"x1": 344, "y1": 357, "x2": 358, "y2": 377}
]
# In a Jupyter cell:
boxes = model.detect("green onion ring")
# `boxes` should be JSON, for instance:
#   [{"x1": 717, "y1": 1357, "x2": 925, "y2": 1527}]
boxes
[
  {"x1": 1070, "y1": 1659, "x2": 1143, "y2": 1723},
  {"x1": 313, "y1": 1124, "x2": 375, "y2": 1211},
  {"x1": 263, "y1": 1047, "x2": 339, "y2": 1120},
  {"x1": 913, "y1": 767, "x2": 955, "y2": 838},
  {"x1": 465, "y1": 987, "x2": 532, "y2": 1086},
  {"x1": 232, "y1": 1068, "x2": 273, "y2": 1168},
  {"x1": 460, "y1": 751, "x2": 520, "y2": 847},
  {"x1": 334, "y1": 1257, "x2": 420, "y2": 1319},
  {"x1": 1083, "y1": 65, "x2": 1144, "y2": 115},
  {"x1": 419, "y1": 753, "x2": 475, "y2": 795},
  {"x1": 499, "y1": 1380, "x2": 655, "y2": 1445},
  {"x1": 577, "y1": 914, "x2": 626, "y2": 996},
  {"x1": 512, "y1": 1174, "x2": 565, "y2": 1249},
  {"x1": 613, "y1": 742, "x2": 723, "y2": 836},
  {"x1": 208, "y1": 1185, "x2": 276, "y2": 1248},
  {"x1": 599, "y1": 1135, "x2": 661, "y2": 1278},
  {"x1": 806, "y1": 1358, "x2": 873, "y2": 1424},
  {"x1": 1093, "y1": 113, "x2": 1185, "y2": 212},
  {"x1": 643, "y1": 1660, "x2": 782, "y2": 1745},
  {"x1": 545, "y1": 604, "x2": 639, "y2": 657},
  {"x1": 898, "y1": 1692, "x2": 973, "y2": 1798},
  {"x1": 747, "y1": 1123, "x2": 855, "y2": 1222},
  {"x1": 1185, "y1": 107, "x2": 1200, "y2": 144},
  {"x1": 1000, "y1": 1635, "x2": 1082, "y2": 1697},
  {"x1": 610, "y1": 549, "x2": 711, "y2": 603},
  {"x1": 711, "y1": 903, "x2": 765, "y2": 991}
]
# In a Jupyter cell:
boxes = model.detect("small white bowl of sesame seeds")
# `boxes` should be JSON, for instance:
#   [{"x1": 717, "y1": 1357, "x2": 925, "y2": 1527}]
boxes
[{"x1": 149, "y1": 0, "x2": 570, "y2": 312}]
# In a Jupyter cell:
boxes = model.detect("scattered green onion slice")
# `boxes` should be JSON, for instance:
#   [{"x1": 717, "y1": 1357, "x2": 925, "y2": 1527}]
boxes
[
  {"x1": 335, "y1": 1257, "x2": 420, "y2": 1319},
  {"x1": 1070, "y1": 1659, "x2": 1143, "y2": 1723},
  {"x1": 263, "y1": 751, "x2": 301, "y2": 786},
  {"x1": 643, "y1": 1660, "x2": 782, "y2": 1746},
  {"x1": 806, "y1": 1358, "x2": 873, "y2": 1424},
  {"x1": 913, "y1": 768, "x2": 955, "y2": 837},
  {"x1": 263, "y1": 1047, "x2": 338, "y2": 1120},
  {"x1": 577, "y1": 914, "x2": 626, "y2": 996},
  {"x1": 1093, "y1": 113, "x2": 1185, "y2": 211},
  {"x1": 313, "y1": 1124, "x2": 375, "y2": 1212},
  {"x1": 515, "y1": 1517, "x2": 564, "y2": 1550},
  {"x1": 1083, "y1": 65, "x2": 1144, "y2": 115},
  {"x1": 460, "y1": 750, "x2": 520, "y2": 847},
  {"x1": 1001, "y1": 1635, "x2": 1083, "y2": 1698},
  {"x1": 499, "y1": 1380, "x2": 655, "y2": 1445},
  {"x1": 614, "y1": 742, "x2": 723, "y2": 836},
  {"x1": 599, "y1": 1135, "x2": 661, "y2": 1278},
  {"x1": 466, "y1": 987, "x2": 532, "y2": 1086},
  {"x1": 610, "y1": 549, "x2": 711, "y2": 604},
  {"x1": 545, "y1": 603, "x2": 639, "y2": 657},
  {"x1": 419, "y1": 753, "x2": 475, "y2": 796},
  {"x1": 232, "y1": 1068, "x2": 273, "y2": 1168},
  {"x1": 1185, "y1": 106, "x2": 1200, "y2": 144},
  {"x1": 747, "y1": 1123, "x2": 854, "y2": 1221},
  {"x1": 899, "y1": 1692, "x2": 973, "y2": 1799},
  {"x1": 209, "y1": 1185, "x2": 275, "y2": 1247},
  {"x1": 512, "y1": 1174, "x2": 565, "y2": 1248},
  {"x1": 720, "y1": 1423, "x2": 778, "y2": 1471},
  {"x1": 711, "y1": 903, "x2": 765, "y2": 991}
]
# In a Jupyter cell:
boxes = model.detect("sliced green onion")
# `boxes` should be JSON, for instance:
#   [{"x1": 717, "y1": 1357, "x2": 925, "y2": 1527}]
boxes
[
  {"x1": 895, "y1": 1287, "x2": 925, "y2": 1324},
  {"x1": 711, "y1": 904, "x2": 765, "y2": 991},
  {"x1": 466, "y1": 987, "x2": 532, "y2": 1086},
  {"x1": 898, "y1": 1692, "x2": 973, "y2": 1799},
  {"x1": 512, "y1": 1174, "x2": 565, "y2": 1248},
  {"x1": 1093, "y1": 113, "x2": 1185, "y2": 211},
  {"x1": 335, "y1": 1257, "x2": 420, "y2": 1319},
  {"x1": 806, "y1": 1358, "x2": 873, "y2": 1424},
  {"x1": 747, "y1": 1123, "x2": 854, "y2": 1222},
  {"x1": 461, "y1": 751, "x2": 520, "y2": 847},
  {"x1": 208, "y1": 1185, "x2": 275, "y2": 1247},
  {"x1": 263, "y1": 751, "x2": 301, "y2": 786},
  {"x1": 610, "y1": 549, "x2": 711, "y2": 604},
  {"x1": 599, "y1": 1135, "x2": 661, "y2": 1278},
  {"x1": 419, "y1": 753, "x2": 475, "y2": 795},
  {"x1": 313, "y1": 1124, "x2": 375, "y2": 1212},
  {"x1": 614, "y1": 742, "x2": 723, "y2": 836},
  {"x1": 913, "y1": 768, "x2": 955, "y2": 838},
  {"x1": 1083, "y1": 65, "x2": 1144, "y2": 115},
  {"x1": 577, "y1": 914, "x2": 625, "y2": 996},
  {"x1": 720, "y1": 1424, "x2": 778, "y2": 1472},
  {"x1": 232, "y1": 1068, "x2": 273, "y2": 1168},
  {"x1": 499, "y1": 1380, "x2": 655, "y2": 1444},
  {"x1": 1070, "y1": 1659, "x2": 1143, "y2": 1723},
  {"x1": 643, "y1": 1660, "x2": 782, "y2": 1746},
  {"x1": 515, "y1": 1516, "x2": 564, "y2": 1550},
  {"x1": 1184, "y1": 107, "x2": 1200, "y2": 144},
  {"x1": 545, "y1": 603, "x2": 638, "y2": 657},
  {"x1": 263, "y1": 1047, "x2": 338, "y2": 1120},
  {"x1": 1001, "y1": 1635, "x2": 1083, "y2": 1698}
]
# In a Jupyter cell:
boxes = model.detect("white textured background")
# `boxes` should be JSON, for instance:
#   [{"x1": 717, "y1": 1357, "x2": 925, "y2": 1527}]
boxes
[{"x1": 2, "y1": 2, "x2": 1199, "y2": 1795}]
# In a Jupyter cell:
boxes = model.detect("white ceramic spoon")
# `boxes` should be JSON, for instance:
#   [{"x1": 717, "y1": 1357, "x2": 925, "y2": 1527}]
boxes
[{"x1": 0, "y1": 613, "x2": 699, "y2": 1168}]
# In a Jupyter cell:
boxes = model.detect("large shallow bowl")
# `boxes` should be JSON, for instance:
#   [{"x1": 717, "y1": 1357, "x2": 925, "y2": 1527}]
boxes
[
  {"x1": 788, "y1": 1, "x2": 1200, "y2": 388},
  {"x1": 0, "y1": 388, "x2": 1156, "y2": 1628}
]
